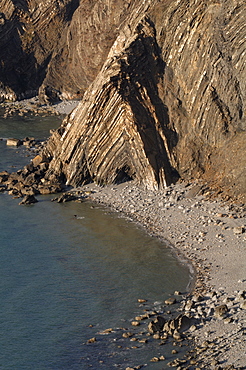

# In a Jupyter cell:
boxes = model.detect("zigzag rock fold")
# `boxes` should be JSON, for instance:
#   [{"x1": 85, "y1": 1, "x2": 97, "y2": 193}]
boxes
[{"x1": 44, "y1": 16, "x2": 176, "y2": 189}]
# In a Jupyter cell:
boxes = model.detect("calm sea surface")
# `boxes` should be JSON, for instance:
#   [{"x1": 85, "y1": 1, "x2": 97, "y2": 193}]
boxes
[{"x1": 0, "y1": 115, "x2": 191, "y2": 369}]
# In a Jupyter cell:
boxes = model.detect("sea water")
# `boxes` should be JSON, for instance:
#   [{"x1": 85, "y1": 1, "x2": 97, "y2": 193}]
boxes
[{"x1": 0, "y1": 115, "x2": 191, "y2": 369}]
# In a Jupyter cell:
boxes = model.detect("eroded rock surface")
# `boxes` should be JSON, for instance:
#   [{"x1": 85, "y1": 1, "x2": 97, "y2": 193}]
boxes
[
  {"x1": 43, "y1": 15, "x2": 177, "y2": 189},
  {"x1": 0, "y1": 0, "x2": 79, "y2": 101},
  {"x1": 1, "y1": 0, "x2": 245, "y2": 198}
]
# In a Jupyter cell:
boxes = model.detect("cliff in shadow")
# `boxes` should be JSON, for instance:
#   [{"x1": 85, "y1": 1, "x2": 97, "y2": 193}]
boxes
[{"x1": 0, "y1": 0, "x2": 245, "y2": 201}]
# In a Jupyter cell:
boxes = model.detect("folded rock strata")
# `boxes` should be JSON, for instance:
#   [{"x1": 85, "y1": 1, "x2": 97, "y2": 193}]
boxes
[
  {"x1": 0, "y1": 0, "x2": 79, "y2": 101},
  {"x1": 44, "y1": 16, "x2": 176, "y2": 189},
  {"x1": 1, "y1": 0, "x2": 245, "y2": 198}
]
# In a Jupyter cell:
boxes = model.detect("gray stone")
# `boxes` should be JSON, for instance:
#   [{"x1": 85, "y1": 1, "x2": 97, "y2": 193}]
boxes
[
  {"x1": 240, "y1": 300, "x2": 246, "y2": 309},
  {"x1": 233, "y1": 226, "x2": 245, "y2": 234},
  {"x1": 214, "y1": 304, "x2": 228, "y2": 318}
]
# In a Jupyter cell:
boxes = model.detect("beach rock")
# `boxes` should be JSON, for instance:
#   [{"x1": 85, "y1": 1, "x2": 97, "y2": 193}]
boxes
[
  {"x1": 19, "y1": 195, "x2": 38, "y2": 205},
  {"x1": 173, "y1": 329, "x2": 182, "y2": 341},
  {"x1": 184, "y1": 300, "x2": 194, "y2": 311},
  {"x1": 214, "y1": 304, "x2": 228, "y2": 318},
  {"x1": 233, "y1": 226, "x2": 245, "y2": 235},
  {"x1": 240, "y1": 300, "x2": 246, "y2": 309},
  {"x1": 56, "y1": 193, "x2": 77, "y2": 203},
  {"x1": 87, "y1": 337, "x2": 96, "y2": 343},
  {"x1": 165, "y1": 297, "x2": 177, "y2": 305},
  {"x1": 32, "y1": 155, "x2": 48, "y2": 168},
  {"x1": 6, "y1": 138, "x2": 22, "y2": 147},
  {"x1": 189, "y1": 325, "x2": 197, "y2": 332},
  {"x1": 237, "y1": 290, "x2": 246, "y2": 301},
  {"x1": 148, "y1": 316, "x2": 166, "y2": 334}
]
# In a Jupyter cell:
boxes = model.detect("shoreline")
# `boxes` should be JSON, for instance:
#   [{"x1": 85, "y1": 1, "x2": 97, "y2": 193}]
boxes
[
  {"x1": 1, "y1": 103, "x2": 245, "y2": 367},
  {"x1": 73, "y1": 180, "x2": 246, "y2": 369},
  {"x1": 0, "y1": 97, "x2": 79, "y2": 118}
]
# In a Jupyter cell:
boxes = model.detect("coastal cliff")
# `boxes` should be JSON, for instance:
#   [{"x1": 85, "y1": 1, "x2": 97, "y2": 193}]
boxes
[{"x1": 0, "y1": 0, "x2": 245, "y2": 200}]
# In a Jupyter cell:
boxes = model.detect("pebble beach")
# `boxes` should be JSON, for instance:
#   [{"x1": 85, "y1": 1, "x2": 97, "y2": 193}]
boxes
[
  {"x1": 1, "y1": 100, "x2": 245, "y2": 368},
  {"x1": 73, "y1": 180, "x2": 246, "y2": 369}
]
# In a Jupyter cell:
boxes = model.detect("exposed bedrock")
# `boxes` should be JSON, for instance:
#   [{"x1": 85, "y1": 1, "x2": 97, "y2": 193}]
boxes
[
  {"x1": 43, "y1": 0, "x2": 246, "y2": 198},
  {"x1": 44, "y1": 16, "x2": 177, "y2": 189},
  {"x1": 1, "y1": 0, "x2": 245, "y2": 199},
  {"x1": 0, "y1": 0, "x2": 79, "y2": 101},
  {"x1": 40, "y1": 0, "x2": 145, "y2": 101},
  {"x1": 0, "y1": 0, "x2": 144, "y2": 102},
  {"x1": 150, "y1": 0, "x2": 246, "y2": 199}
]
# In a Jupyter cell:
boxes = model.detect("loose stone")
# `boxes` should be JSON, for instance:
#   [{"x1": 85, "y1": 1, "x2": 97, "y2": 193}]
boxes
[
  {"x1": 122, "y1": 332, "x2": 133, "y2": 338},
  {"x1": 131, "y1": 321, "x2": 140, "y2": 326},
  {"x1": 165, "y1": 297, "x2": 177, "y2": 305},
  {"x1": 87, "y1": 337, "x2": 97, "y2": 343},
  {"x1": 150, "y1": 357, "x2": 160, "y2": 362}
]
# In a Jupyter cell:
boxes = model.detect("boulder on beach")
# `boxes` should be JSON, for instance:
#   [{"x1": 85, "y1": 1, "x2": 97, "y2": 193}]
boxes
[
  {"x1": 6, "y1": 138, "x2": 22, "y2": 147},
  {"x1": 32, "y1": 154, "x2": 49, "y2": 168}
]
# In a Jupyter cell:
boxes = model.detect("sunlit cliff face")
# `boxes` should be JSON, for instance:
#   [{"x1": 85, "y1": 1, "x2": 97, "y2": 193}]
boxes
[{"x1": 1, "y1": 0, "x2": 246, "y2": 200}]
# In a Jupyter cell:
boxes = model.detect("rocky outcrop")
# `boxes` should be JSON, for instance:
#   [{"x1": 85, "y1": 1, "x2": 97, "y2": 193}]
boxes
[
  {"x1": 40, "y1": 0, "x2": 145, "y2": 101},
  {"x1": 0, "y1": 0, "x2": 79, "y2": 101},
  {"x1": 150, "y1": 0, "x2": 246, "y2": 199},
  {"x1": 42, "y1": 0, "x2": 245, "y2": 198},
  {"x1": 43, "y1": 15, "x2": 177, "y2": 189},
  {"x1": 0, "y1": 0, "x2": 144, "y2": 102},
  {"x1": 1, "y1": 0, "x2": 245, "y2": 199}
]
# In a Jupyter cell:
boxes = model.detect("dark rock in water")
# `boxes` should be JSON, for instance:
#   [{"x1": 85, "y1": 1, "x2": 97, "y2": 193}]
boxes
[
  {"x1": 38, "y1": 184, "x2": 60, "y2": 195},
  {"x1": 87, "y1": 337, "x2": 97, "y2": 344},
  {"x1": 0, "y1": 184, "x2": 6, "y2": 192},
  {"x1": 148, "y1": 315, "x2": 166, "y2": 334},
  {"x1": 0, "y1": 171, "x2": 9, "y2": 183},
  {"x1": 20, "y1": 187, "x2": 37, "y2": 196},
  {"x1": 19, "y1": 195, "x2": 38, "y2": 205}
]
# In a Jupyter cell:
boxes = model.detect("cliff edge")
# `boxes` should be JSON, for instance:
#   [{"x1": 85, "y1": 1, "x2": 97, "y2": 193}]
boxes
[{"x1": 1, "y1": 0, "x2": 245, "y2": 201}]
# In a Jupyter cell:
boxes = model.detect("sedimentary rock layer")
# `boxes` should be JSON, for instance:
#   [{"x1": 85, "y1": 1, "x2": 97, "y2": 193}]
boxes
[
  {"x1": 0, "y1": 0, "x2": 79, "y2": 101},
  {"x1": 44, "y1": 15, "x2": 176, "y2": 189},
  {"x1": 1, "y1": 0, "x2": 245, "y2": 198},
  {"x1": 43, "y1": 0, "x2": 245, "y2": 198}
]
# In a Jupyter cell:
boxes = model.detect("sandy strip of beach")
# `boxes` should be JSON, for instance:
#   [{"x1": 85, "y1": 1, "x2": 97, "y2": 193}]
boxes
[{"x1": 76, "y1": 180, "x2": 246, "y2": 369}]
